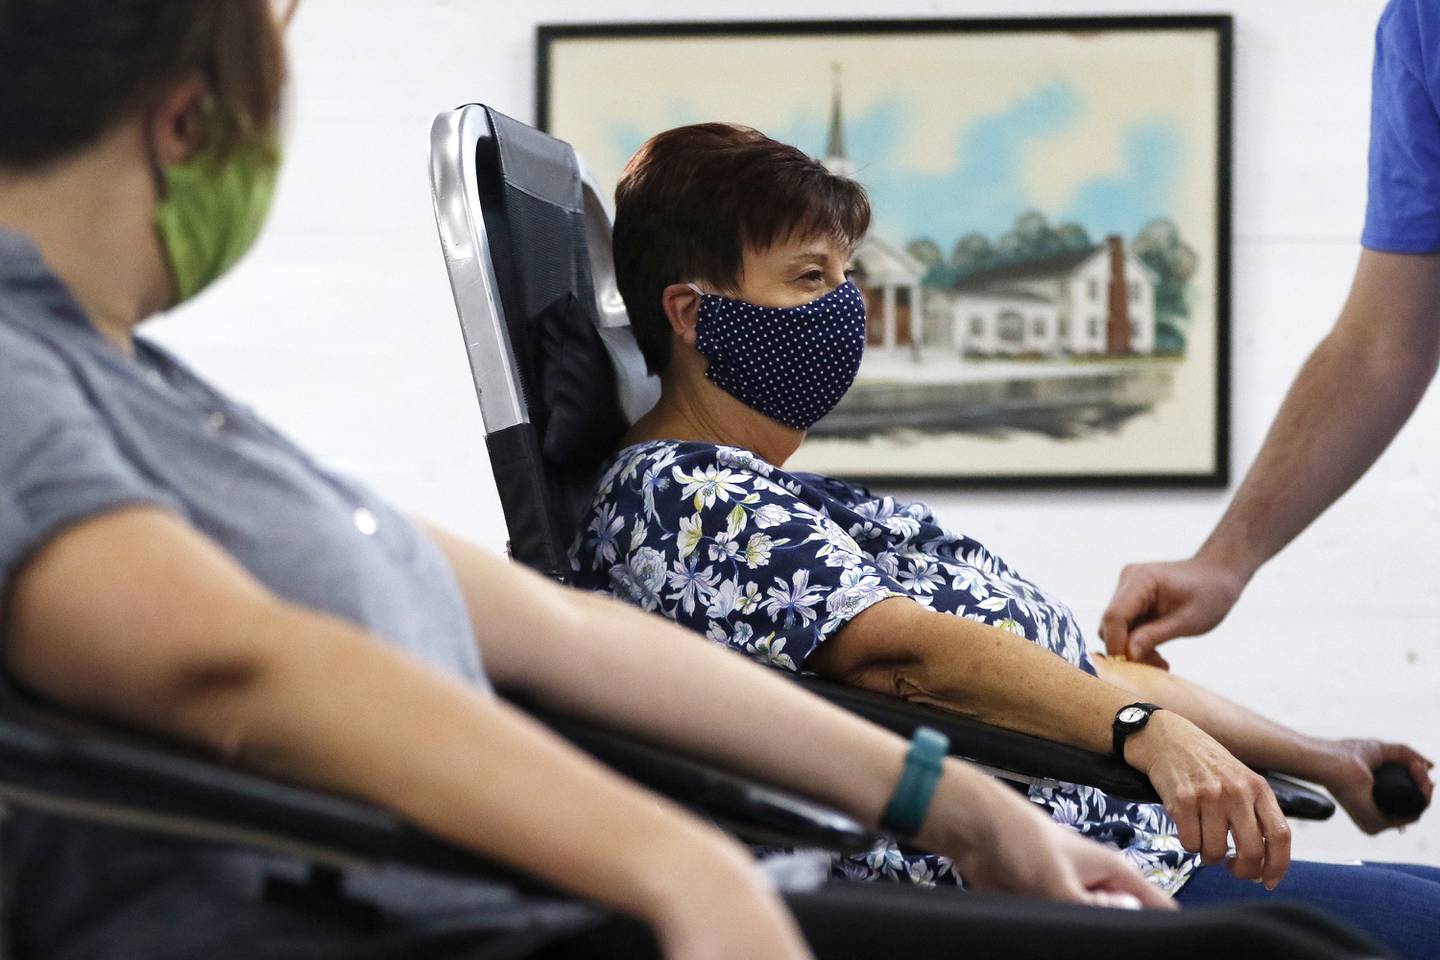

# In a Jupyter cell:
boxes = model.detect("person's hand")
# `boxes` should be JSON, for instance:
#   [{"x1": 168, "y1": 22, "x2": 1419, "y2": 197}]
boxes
[
  {"x1": 1321, "y1": 738, "x2": 1434, "y2": 834},
  {"x1": 1124, "y1": 710, "x2": 1291, "y2": 889},
  {"x1": 1099, "y1": 558, "x2": 1249, "y2": 668},
  {"x1": 650, "y1": 831, "x2": 814, "y2": 960},
  {"x1": 924, "y1": 765, "x2": 1175, "y2": 909}
]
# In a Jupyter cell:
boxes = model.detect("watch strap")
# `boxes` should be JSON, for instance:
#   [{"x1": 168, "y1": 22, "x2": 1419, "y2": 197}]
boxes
[
  {"x1": 881, "y1": 726, "x2": 949, "y2": 837},
  {"x1": 1112, "y1": 702, "x2": 1162, "y2": 761}
]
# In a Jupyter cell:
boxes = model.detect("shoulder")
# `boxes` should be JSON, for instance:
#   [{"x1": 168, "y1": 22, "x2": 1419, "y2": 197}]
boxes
[
  {"x1": 0, "y1": 318, "x2": 72, "y2": 377},
  {"x1": 1363, "y1": 0, "x2": 1440, "y2": 252},
  {"x1": 1370, "y1": 0, "x2": 1416, "y2": 71},
  {"x1": 1378, "y1": 0, "x2": 1424, "y2": 50},
  {"x1": 790, "y1": 470, "x2": 937, "y2": 527},
  {"x1": 792, "y1": 470, "x2": 869, "y2": 503},
  {"x1": 1374, "y1": 0, "x2": 1440, "y2": 84},
  {"x1": 0, "y1": 319, "x2": 93, "y2": 417},
  {"x1": 596, "y1": 441, "x2": 810, "y2": 498},
  {"x1": 589, "y1": 440, "x2": 685, "y2": 501},
  {"x1": 637, "y1": 440, "x2": 782, "y2": 480}
]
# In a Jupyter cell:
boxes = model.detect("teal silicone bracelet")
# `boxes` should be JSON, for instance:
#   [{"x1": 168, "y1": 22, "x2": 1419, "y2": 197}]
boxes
[{"x1": 880, "y1": 726, "x2": 950, "y2": 836}]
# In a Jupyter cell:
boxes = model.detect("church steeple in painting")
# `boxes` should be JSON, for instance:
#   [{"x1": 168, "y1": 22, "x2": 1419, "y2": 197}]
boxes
[{"x1": 823, "y1": 63, "x2": 856, "y2": 178}]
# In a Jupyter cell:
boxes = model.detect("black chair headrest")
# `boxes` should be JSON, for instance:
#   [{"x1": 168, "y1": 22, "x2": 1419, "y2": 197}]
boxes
[{"x1": 476, "y1": 107, "x2": 629, "y2": 558}]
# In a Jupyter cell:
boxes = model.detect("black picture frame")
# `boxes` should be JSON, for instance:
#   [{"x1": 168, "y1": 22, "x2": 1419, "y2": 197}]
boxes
[{"x1": 537, "y1": 15, "x2": 1232, "y2": 489}]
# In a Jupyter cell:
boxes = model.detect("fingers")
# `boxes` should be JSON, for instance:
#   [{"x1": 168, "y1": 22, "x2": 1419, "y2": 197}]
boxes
[
  {"x1": 1126, "y1": 622, "x2": 1181, "y2": 666},
  {"x1": 1099, "y1": 567, "x2": 1187, "y2": 666},
  {"x1": 1099, "y1": 575, "x2": 1149, "y2": 657},
  {"x1": 1419, "y1": 760, "x2": 1435, "y2": 806},
  {"x1": 1069, "y1": 841, "x2": 1177, "y2": 910},
  {"x1": 1197, "y1": 798, "x2": 1231, "y2": 866},
  {"x1": 1137, "y1": 884, "x2": 1180, "y2": 911},
  {"x1": 1223, "y1": 790, "x2": 1266, "y2": 882},
  {"x1": 1191, "y1": 773, "x2": 1286, "y2": 889},
  {"x1": 1254, "y1": 787, "x2": 1291, "y2": 890},
  {"x1": 1388, "y1": 744, "x2": 1435, "y2": 805},
  {"x1": 1085, "y1": 891, "x2": 1144, "y2": 910},
  {"x1": 1168, "y1": 784, "x2": 1203, "y2": 856},
  {"x1": 1100, "y1": 627, "x2": 1129, "y2": 659},
  {"x1": 1096, "y1": 857, "x2": 1177, "y2": 910}
]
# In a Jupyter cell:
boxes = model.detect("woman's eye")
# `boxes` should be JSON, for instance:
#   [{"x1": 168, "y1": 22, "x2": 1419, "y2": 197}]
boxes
[{"x1": 799, "y1": 270, "x2": 825, "y2": 284}]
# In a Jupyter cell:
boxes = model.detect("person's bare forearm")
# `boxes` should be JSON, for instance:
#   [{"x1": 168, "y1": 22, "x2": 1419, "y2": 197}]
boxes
[
  {"x1": 529, "y1": 586, "x2": 908, "y2": 822},
  {"x1": 192, "y1": 606, "x2": 751, "y2": 918},
  {"x1": 1100, "y1": 253, "x2": 1440, "y2": 662},
  {"x1": 1198, "y1": 327, "x2": 1426, "y2": 578},
  {"x1": 1093, "y1": 657, "x2": 1341, "y2": 783},
  {"x1": 431, "y1": 529, "x2": 1144, "y2": 778},
  {"x1": 811, "y1": 596, "x2": 1294, "y2": 885},
  {"x1": 1199, "y1": 251, "x2": 1440, "y2": 583},
  {"x1": 432, "y1": 530, "x2": 988, "y2": 831},
  {"x1": 815, "y1": 598, "x2": 1137, "y2": 756}
]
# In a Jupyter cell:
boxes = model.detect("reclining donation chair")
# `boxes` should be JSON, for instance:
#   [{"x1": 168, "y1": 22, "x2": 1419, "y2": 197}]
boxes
[
  {"x1": 0, "y1": 692, "x2": 1381, "y2": 960},
  {"x1": 426, "y1": 102, "x2": 1337, "y2": 820},
  {"x1": 0, "y1": 637, "x2": 878, "y2": 940}
]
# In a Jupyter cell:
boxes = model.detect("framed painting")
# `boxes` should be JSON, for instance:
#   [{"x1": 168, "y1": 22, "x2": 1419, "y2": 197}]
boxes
[{"x1": 538, "y1": 16, "x2": 1232, "y2": 486}]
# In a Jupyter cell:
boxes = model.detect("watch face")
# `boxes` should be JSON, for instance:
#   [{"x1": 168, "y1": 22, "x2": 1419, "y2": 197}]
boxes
[{"x1": 1119, "y1": 706, "x2": 1148, "y2": 724}]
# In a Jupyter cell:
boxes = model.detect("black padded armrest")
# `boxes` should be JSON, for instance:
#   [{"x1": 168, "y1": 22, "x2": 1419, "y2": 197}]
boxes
[
  {"x1": 0, "y1": 691, "x2": 876, "y2": 887},
  {"x1": 532, "y1": 706, "x2": 876, "y2": 851},
  {"x1": 1265, "y1": 774, "x2": 1337, "y2": 820},
  {"x1": 791, "y1": 675, "x2": 1159, "y2": 799},
  {"x1": 790, "y1": 675, "x2": 1335, "y2": 820},
  {"x1": 0, "y1": 695, "x2": 533, "y2": 883}
]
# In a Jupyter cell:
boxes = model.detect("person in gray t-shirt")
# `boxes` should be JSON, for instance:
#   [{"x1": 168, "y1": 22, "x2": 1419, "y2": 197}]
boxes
[{"x1": 0, "y1": 5, "x2": 1201, "y2": 959}]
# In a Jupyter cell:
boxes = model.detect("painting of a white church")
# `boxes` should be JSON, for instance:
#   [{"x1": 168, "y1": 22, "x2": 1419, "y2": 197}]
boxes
[
  {"x1": 548, "y1": 20, "x2": 1221, "y2": 474},
  {"x1": 821, "y1": 70, "x2": 1159, "y2": 363},
  {"x1": 945, "y1": 240, "x2": 1157, "y2": 358}
]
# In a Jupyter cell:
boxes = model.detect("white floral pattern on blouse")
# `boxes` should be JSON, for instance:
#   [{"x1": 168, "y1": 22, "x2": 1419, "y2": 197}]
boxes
[{"x1": 571, "y1": 440, "x2": 1200, "y2": 896}]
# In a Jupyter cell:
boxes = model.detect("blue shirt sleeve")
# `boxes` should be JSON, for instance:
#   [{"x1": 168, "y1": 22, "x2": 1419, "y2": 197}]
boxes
[
  {"x1": 1363, "y1": 0, "x2": 1440, "y2": 252},
  {"x1": 0, "y1": 326, "x2": 180, "y2": 602}
]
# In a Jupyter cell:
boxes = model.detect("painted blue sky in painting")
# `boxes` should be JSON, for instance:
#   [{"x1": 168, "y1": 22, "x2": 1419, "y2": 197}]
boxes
[{"x1": 604, "y1": 77, "x2": 1181, "y2": 252}]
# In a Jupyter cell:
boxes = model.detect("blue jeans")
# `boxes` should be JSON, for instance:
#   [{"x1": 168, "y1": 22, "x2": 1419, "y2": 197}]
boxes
[{"x1": 1177, "y1": 860, "x2": 1440, "y2": 960}]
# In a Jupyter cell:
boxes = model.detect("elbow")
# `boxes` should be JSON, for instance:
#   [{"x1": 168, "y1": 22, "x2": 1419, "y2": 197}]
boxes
[
  {"x1": 888, "y1": 665, "x2": 985, "y2": 721},
  {"x1": 1335, "y1": 308, "x2": 1440, "y2": 397},
  {"x1": 166, "y1": 649, "x2": 271, "y2": 765},
  {"x1": 814, "y1": 600, "x2": 941, "y2": 699},
  {"x1": 1413, "y1": 332, "x2": 1440, "y2": 396},
  {"x1": 5, "y1": 611, "x2": 276, "y2": 765},
  {"x1": 151, "y1": 604, "x2": 298, "y2": 768},
  {"x1": 819, "y1": 643, "x2": 948, "y2": 708},
  {"x1": 1383, "y1": 330, "x2": 1440, "y2": 402}
]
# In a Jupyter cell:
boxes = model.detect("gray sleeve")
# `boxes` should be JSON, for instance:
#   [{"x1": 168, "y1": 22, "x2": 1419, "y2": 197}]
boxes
[{"x1": 0, "y1": 326, "x2": 180, "y2": 601}]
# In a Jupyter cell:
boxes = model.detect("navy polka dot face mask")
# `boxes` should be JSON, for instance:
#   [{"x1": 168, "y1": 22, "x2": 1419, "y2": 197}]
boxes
[{"x1": 689, "y1": 280, "x2": 868, "y2": 430}]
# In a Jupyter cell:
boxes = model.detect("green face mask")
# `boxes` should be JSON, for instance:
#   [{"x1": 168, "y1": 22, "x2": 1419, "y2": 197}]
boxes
[{"x1": 153, "y1": 132, "x2": 281, "y2": 304}]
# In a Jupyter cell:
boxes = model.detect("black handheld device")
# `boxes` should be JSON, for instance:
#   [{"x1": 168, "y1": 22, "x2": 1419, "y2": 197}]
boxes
[{"x1": 1372, "y1": 762, "x2": 1428, "y2": 819}]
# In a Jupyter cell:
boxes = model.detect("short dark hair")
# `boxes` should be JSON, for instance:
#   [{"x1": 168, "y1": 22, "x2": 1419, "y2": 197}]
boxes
[
  {"x1": 613, "y1": 123, "x2": 871, "y2": 374},
  {"x1": 0, "y1": 0, "x2": 287, "y2": 170}
]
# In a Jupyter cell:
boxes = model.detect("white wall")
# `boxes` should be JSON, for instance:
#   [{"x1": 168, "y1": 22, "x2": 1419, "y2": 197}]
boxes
[{"x1": 147, "y1": 0, "x2": 1439, "y2": 866}]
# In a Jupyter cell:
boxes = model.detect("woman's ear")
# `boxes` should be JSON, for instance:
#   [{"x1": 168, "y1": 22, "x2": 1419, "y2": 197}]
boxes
[
  {"x1": 661, "y1": 282, "x2": 702, "y2": 348},
  {"x1": 147, "y1": 77, "x2": 212, "y2": 168}
]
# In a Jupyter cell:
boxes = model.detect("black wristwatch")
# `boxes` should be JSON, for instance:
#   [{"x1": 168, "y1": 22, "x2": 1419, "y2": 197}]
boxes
[{"x1": 1112, "y1": 702, "x2": 1162, "y2": 762}]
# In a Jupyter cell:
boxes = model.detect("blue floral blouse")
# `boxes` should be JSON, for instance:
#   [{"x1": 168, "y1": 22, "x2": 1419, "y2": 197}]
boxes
[{"x1": 571, "y1": 439, "x2": 1200, "y2": 895}]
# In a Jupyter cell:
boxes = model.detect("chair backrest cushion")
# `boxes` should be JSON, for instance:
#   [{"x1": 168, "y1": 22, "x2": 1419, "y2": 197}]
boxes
[{"x1": 475, "y1": 107, "x2": 630, "y2": 571}]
